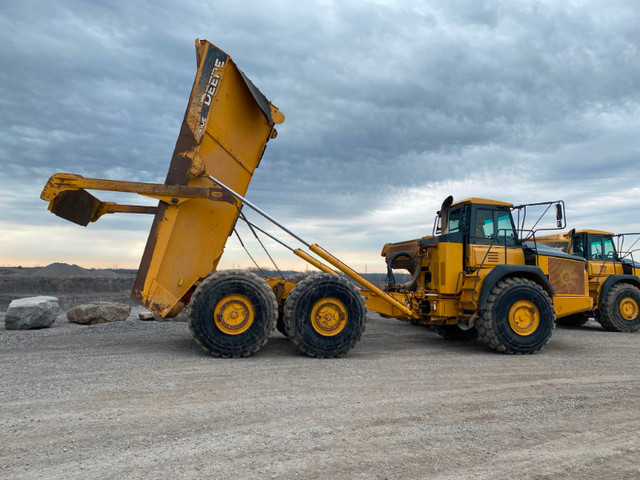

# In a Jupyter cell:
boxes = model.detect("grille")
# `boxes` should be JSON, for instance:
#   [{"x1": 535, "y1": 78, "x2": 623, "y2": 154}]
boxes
[
  {"x1": 548, "y1": 258, "x2": 585, "y2": 295},
  {"x1": 487, "y1": 252, "x2": 499, "y2": 263}
]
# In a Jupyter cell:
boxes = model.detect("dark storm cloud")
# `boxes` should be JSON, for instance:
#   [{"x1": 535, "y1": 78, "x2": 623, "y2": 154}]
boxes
[{"x1": 1, "y1": 0, "x2": 639, "y2": 266}]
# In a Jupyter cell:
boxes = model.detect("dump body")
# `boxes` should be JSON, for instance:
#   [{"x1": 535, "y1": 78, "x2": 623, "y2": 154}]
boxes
[
  {"x1": 133, "y1": 40, "x2": 284, "y2": 316},
  {"x1": 41, "y1": 39, "x2": 284, "y2": 317}
]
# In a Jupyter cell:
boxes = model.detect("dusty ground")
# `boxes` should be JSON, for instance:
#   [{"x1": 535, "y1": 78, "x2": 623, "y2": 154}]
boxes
[{"x1": 1, "y1": 309, "x2": 639, "y2": 480}]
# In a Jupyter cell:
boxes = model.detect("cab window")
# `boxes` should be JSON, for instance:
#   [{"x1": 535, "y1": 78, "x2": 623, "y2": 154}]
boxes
[
  {"x1": 448, "y1": 208, "x2": 462, "y2": 233},
  {"x1": 590, "y1": 238, "x2": 603, "y2": 260},
  {"x1": 572, "y1": 235, "x2": 585, "y2": 257},
  {"x1": 497, "y1": 214, "x2": 517, "y2": 244},
  {"x1": 476, "y1": 210, "x2": 494, "y2": 240},
  {"x1": 474, "y1": 208, "x2": 517, "y2": 245},
  {"x1": 603, "y1": 237, "x2": 616, "y2": 260},
  {"x1": 588, "y1": 235, "x2": 617, "y2": 261}
]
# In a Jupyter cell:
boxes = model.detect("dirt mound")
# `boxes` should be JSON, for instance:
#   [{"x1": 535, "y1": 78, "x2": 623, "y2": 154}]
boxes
[
  {"x1": 31, "y1": 263, "x2": 123, "y2": 278},
  {"x1": 33, "y1": 263, "x2": 92, "y2": 277}
]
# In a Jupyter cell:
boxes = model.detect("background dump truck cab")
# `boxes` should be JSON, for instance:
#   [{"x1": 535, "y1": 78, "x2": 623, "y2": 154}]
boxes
[
  {"x1": 383, "y1": 197, "x2": 593, "y2": 353},
  {"x1": 537, "y1": 230, "x2": 640, "y2": 331}
]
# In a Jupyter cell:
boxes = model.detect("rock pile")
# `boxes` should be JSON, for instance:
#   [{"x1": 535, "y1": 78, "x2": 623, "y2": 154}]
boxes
[{"x1": 5, "y1": 296, "x2": 60, "y2": 330}]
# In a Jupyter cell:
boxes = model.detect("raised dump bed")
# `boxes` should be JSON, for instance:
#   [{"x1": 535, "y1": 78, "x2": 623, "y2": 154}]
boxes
[{"x1": 41, "y1": 39, "x2": 284, "y2": 317}]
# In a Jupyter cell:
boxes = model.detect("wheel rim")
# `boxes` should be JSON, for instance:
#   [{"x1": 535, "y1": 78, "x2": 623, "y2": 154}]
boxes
[
  {"x1": 310, "y1": 297, "x2": 348, "y2": 336},
  {"x1": 508, "y1": 300, "x2": 540, "y2": 336},
  {"x1": 213, "y1": 294, "x2": 254, "y2": 335},
  {"x1": 619, "y1": 297, "x2": 639, "y2": 320}
]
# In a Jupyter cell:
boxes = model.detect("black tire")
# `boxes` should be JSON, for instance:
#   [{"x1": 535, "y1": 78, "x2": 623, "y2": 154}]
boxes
[
  {"x1": 283, "y1": 273, "x2": 366, "y2": 358},
  {"x1": 597, "y1": 283, "x2": 640, "y2": 332},
  {"x1": 432, "y1": 325, "x2": 478, "y2": 341},
  {"x1": 556, "y1": 312, "x2": 589, "y2": 327},
  {"x1": 188, "y1": 270, "x2": 277, "y2": 357},
  {"x1": 276, "y1": 272, "x2": 319, "y2": 336},
  {"x1": 476, "y1": 277, "x2": 555, "y2": 354}
]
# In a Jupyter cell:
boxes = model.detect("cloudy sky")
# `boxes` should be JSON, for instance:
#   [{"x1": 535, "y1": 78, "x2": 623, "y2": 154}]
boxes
[{"x1": 1, "y1": 0, "x2": 639, "y2": 271}]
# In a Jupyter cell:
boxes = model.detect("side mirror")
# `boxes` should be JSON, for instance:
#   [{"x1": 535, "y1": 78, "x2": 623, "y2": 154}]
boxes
[{"x1": 555, "y1": 203, "x2": 563, "y2": 227}]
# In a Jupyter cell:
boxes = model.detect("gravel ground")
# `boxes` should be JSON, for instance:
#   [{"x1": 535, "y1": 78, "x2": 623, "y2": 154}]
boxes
[{"x1": 1, "y1": 308, "x2": 639, "y2": 480}]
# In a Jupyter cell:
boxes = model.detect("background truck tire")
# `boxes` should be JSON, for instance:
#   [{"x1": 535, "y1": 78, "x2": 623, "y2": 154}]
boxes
[
  {"x1": 597, "y1": 283, "x2": 640, "y2": 332},
  {"x1": 283, "y1": 273, "x2": 366, "y2": 358},
  {"x1": 189, "y1": 270, "x2": 277, "y2": 357},
  {"x1": 476, "y1": 277, "x2": 555, "y2": 354}
]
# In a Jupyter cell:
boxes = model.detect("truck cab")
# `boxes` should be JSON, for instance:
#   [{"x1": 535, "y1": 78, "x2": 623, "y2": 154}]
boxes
[
  {"x1": 382, "y1": 196, "x2": 593, "y2": 353},
  {"x1": 537, "y1": 229, "x2": 640, "y2": 331}
]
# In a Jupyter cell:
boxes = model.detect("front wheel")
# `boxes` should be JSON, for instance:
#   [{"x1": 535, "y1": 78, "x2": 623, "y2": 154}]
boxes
[
  {"x1": 189, "y1": 270, "x2": 277, "y2": 357},
  {"x1": 283, "y1": 273, "x2": 366, "y2": 358},
  {"x1": 476, "y1": 277, "x2": 555, "y2": 354},
  {"x1": 597, "y1": 283, "x2": 640, "y2": 332}
]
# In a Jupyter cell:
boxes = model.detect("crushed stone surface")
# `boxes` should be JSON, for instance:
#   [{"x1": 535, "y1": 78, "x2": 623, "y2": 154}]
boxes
[{"x1": 1, "y1": 310, "x2": 639, "y2": 479}]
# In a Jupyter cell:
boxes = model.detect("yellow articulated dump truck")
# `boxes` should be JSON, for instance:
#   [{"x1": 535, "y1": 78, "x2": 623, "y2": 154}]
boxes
[
  {"x1": 41, "y1": 40, "x2": 594, "y2": 358},
  {"x1": 536, "y1": 230, "x2": 640, "y2": 331}
]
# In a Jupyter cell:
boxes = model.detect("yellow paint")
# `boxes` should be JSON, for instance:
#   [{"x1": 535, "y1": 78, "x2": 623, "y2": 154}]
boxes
[
  {"x1": 450, "y1": 197, "x2": 513, "y2": 207},
  {"x1": 213, "y1": 294, "x2": 254, "y2": 335},
  {"x1": 553, "y1": 295, "x2": 593, "y2": 318},
  {"x1": 588, "y1": 261, "x2": 624, "y2": 277},
  {"x1": 293, "y1": 249, "x2": 337, "y2": 275},
  {"x1": 362, "y1": 292, "x2": 413, "y2": 319},
  {"x1": 508, "y1": 300, "x2": 539, "y2": 336},
  {"x1": 573, "y1": 229, "x2": 614, "y2": 235},
  {"x1": 467, "y1": 244, "x2": 525, "y2": 269},
  {"x1": 428, "y1": 242, "x2": 463, "y2": 295},
  {"x1": 310, "y1": 297, "x2": 348, "y2": 336},
  {"x1": 427, "y1": 297, "x2": 460, "y2": 319},
  {"x1": 619, "y1": 297, "x2": 639, "y2": 320}
]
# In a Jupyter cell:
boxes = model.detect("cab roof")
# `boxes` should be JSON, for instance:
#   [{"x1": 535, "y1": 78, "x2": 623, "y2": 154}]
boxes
[
  {"x1": 450, "y1": 197, "x2": 513, "y2": 207},
  {"x1": 574, "y1": 229, "x2": 614, "y2": 235}
]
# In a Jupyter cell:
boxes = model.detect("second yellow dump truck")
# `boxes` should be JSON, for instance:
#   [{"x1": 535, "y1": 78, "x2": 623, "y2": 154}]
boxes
[
  {"x1": 537, "y1": 229, "x2": 640, "y2": 331},
  {"x1": 41, "y1": 39, "x2": 597, "y2": 358}
]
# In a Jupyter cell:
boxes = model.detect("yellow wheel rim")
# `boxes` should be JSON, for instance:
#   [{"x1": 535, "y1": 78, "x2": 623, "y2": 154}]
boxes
[
  {"x1": 619, "y1": 297, "x2": 639, "y2": 321},
  {"x1": 508, "y1": 300, "x2": 540, "y2": 336},
  {"x1": 310, "y1": 297, "x2": 348, "y2": 337},
  {"x1": 213, "y1": 294, "x2": 254, "y2": 335}
]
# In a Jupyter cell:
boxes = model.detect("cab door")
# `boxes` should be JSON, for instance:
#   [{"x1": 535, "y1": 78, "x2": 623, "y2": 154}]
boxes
[
  {"x1": 467, "y1": 206, "x2": 524, "y2": 269},
  {"x1": 587, "y1": 235, "x2": 623, "y2": 277}
]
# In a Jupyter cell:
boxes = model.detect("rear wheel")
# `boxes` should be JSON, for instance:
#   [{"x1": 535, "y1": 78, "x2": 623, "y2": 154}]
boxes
[
  {"x1": 476, "y1": 277, "x2": 555, "y2": 354},
  {"x1": 597, "y1": 283, "x2": 640, "y2": 332},
  {"x1": 283, "y1": 273, "x2": 366, "y2": 358},
  {"x1": 189, "y1": 270, "x2": 277, "y2": 357},
  {"x1": 556, "y1": 312, "x2": 589, "y2": 327},
  {"x1": 432, "y1": 325, "x2": 478, "y2": 341}
]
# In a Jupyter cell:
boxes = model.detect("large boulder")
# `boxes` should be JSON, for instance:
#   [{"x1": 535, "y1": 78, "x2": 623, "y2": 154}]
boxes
[
  {"x1": 5, "y1": 296, "x2": 60, "y2": 330},
  {"x1": 67, "y1": 302, "x2": 131, "y2": 325}
]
